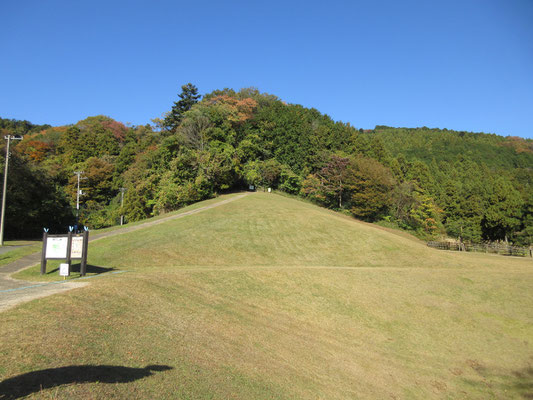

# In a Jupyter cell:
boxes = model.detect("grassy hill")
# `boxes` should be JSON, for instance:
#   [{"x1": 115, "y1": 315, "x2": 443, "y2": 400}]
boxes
[{"x1": 1, "y1": 193, "x2": 532, "y2": 399}]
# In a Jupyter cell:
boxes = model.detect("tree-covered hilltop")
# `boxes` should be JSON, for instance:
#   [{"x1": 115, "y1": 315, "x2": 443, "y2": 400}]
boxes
[
  {"x1": 370, "y1": 125, "x2": 533, "y2": 169},
  {"x1": 0, "y1": 86, "x2": 531, "y2": 245},
  {"x1": 0, "y1": 118, "x2": 51, "y2": 136}
]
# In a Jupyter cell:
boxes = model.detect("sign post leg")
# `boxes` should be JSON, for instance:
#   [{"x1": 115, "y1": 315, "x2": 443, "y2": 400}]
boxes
[
  {"x1": 66, "y1": 231, "x2": 72, "y2": 276},
  {"x1": 40, "y1": 231, "x2": 48, "y2": 275},
  {"x1": 80, "y1": 230, "x2": 89, "y2": 276}
]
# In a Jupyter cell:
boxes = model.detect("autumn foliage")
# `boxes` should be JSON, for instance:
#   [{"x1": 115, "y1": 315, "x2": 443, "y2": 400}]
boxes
[
  {"x1": 0, "y1": 87, "x2": 531, "y2": 244},
  {"x1": 208, "y1": 95, "x2": 258, "y2": 124}
]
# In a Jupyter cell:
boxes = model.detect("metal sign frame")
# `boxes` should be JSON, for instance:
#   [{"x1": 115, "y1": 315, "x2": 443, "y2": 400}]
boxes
[{"x1": 40, "y1": 230, "x2": 89, "y2": 276}]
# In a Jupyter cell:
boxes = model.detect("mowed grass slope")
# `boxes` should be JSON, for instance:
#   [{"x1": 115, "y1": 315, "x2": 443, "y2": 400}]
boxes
[{"x1": 1, "y1": 193, "x2": 532, "y2": 399}]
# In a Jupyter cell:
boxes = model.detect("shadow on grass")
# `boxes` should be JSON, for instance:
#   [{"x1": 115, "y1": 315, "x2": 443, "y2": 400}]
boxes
[
  {"x1": 513, "y1": 366, "x2": 533, "y2": 399},
  {"x1": 0, "y1": 364, "x2": 173, "y2": 399},
  {"x1": 46, "y1": 263, "x2": 115, "y2": 275},
  {"x1": 462, "y1": 362, "x2": 533, "y2": 398}
]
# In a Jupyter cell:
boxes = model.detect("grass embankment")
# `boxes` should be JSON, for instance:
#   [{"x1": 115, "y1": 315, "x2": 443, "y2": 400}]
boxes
[
  {"x1": 8, "y1": 193, "x2": 243, "y2": 281},
  {"x1": 0, "y1": 241, "x2": 41, "y2": 267},
  {"x1": 90, "y1": 192, "x2": 243, "y2": 235},
  {"x1": 1, "y1": 193, "x2": 532, "y2": 399}
]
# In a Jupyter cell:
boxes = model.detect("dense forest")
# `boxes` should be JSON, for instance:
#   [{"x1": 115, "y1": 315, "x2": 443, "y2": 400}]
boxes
[{"x1": 1, "y1": 85, "x2": 532, "y2": 245}]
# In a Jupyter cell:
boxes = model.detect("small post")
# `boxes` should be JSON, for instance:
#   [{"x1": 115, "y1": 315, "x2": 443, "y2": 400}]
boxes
[
  {"x1": 40, "y1": 230, "x2": 48, "y2": 275},
  {"x1": 80, "y1": 229, "x2": 89, "y2": 276},
  {"x1": 66, "y1": 231, "x2": 72, "y2": 275}
]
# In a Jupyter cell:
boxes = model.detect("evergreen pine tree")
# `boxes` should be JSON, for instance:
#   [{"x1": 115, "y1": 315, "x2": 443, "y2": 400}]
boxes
[{"x1": 163, "y1": 83, "x2": 201, "y2": 131}]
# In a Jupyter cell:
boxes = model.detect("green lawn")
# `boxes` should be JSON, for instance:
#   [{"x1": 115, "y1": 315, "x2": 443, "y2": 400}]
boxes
[
  {"x1": 4, "y1": 192, "x2": 242, "y2": 277},
  {"x1": 0, "y1": 241, "x2": 41, "y2": 267},
  {"x1": 1, "y1": 193, "x2": 532, "y2": 399}
]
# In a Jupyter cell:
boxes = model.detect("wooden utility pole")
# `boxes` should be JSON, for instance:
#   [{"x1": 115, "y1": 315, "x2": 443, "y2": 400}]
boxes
[
  {"x1": 119, "y1": 187, "x2": 126, "y2": 225},
  {"x1": 0, "y1": 135, "x2": 23, "y2": 246},
  {"x1": 73, "y1": 171, "x2": 84, "y2": 232}
]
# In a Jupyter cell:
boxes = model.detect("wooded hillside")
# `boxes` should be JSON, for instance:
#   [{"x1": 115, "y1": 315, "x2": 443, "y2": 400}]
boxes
[{"x1": 1, "y1": 86, "x2": 531, "y2": 244}]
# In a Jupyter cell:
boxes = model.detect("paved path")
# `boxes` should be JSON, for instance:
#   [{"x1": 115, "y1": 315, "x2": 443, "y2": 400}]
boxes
[
  {"x1": 0, "y1": 244, "x2": 31, "y2": 255},
  {"x1": 0, "y1": 193, "x2": 248, "y2": 312}
]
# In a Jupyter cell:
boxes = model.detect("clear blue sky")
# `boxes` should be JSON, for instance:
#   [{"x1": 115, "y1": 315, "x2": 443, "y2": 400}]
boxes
[{"x1": 1, "y1": 0, "x2": 532, "y2": 138}]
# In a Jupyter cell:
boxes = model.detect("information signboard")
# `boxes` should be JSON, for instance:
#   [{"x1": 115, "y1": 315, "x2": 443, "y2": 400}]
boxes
[
  {"x1": 45, "y1": 237, "x2": 68, "y2": 259},
  {"x1": 40, "y1": 230, "x2": 89, "y2": 276},
  {"x1": 71, "y1": 236, "x2": 84, "y2": 258}
]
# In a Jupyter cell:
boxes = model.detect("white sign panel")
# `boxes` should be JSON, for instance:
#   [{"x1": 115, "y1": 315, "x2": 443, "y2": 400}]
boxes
[
  {"x1": 46, "y1": 237, "x2": 68, "y2": 259},
  {"x1": 59, "y1": 263, "x2": 70, "y2": 276},
  {"x1": 71, "y1": 236, "x2": 84, "y2": 258}
]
